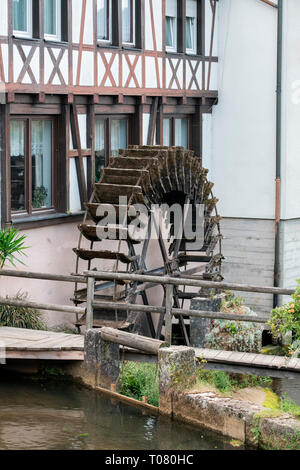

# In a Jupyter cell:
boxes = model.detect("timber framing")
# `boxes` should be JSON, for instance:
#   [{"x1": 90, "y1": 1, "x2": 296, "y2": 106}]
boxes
[
  {"x1": 0, "y1": 0, "x2": 218, "y2": 98},
  {"x1": 1, "y1": 0, "x2": 219, "y2": 226}
]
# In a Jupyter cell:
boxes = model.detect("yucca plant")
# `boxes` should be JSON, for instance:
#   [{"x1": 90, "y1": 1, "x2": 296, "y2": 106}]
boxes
[{"x1": 0, "y1": 226, "x2": 28, "y2": 269}]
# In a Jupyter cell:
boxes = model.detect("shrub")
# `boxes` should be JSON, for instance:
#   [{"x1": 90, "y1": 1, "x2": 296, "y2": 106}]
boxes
[
  {"x1": 268, "y1": 279, "x2": 300, "y2": 356},
  {"x1": 120, "y1": 362, "x2": 159, "y2": 406},
  {"x1": 0, "y1": 291, "x2": 46, "y2": 330}
]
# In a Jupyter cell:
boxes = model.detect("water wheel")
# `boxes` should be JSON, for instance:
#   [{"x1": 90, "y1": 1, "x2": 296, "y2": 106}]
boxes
[{"x1": 73, "y1": 145, "x2": 223, "y2": 345}]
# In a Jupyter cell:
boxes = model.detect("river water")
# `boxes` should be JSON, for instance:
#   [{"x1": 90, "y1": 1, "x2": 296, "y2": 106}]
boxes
[{"x1": 0, "y1": 377, "x2": 240, "y2": 450}]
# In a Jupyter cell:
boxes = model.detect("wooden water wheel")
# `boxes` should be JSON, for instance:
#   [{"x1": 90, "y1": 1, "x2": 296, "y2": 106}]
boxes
[{"x1": 73, "y1": 145, "x2": 223, "y2": 345}]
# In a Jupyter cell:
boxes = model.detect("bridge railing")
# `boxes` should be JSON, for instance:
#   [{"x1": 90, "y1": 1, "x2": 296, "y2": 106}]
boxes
[
  {"x1": 84, "y1": 270, "x2": 294, "y2": 344},
  {"x1": 0, "y1": 268, "x2": 295, "y2": 344}
]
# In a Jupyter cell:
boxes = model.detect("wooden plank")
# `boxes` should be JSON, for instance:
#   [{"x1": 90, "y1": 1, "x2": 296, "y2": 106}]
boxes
[
  {"x1": 270, "y1": 356, "x2": 288, "y2": 368},
  {"x1": 287, "y1": 357, "x2": 300, "y2": 369},
  {"x1": 5, "y1": 350, "x2": 84, "y2": 360},
  {"x1": 95, "y1": 386, "x2": 158, "y2": 415}
]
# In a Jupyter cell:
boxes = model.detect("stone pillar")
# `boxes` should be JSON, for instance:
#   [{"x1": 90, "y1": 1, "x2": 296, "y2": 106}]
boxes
[
  {"x1": 190, "y1": 295, "x2": 223, "y2": 348},
  {"x1": 84, "y1": 329, "x2": 120, "y2": 390},
  {"x1": 158, "y1": 346, "x2": 196, "y2": 416}
]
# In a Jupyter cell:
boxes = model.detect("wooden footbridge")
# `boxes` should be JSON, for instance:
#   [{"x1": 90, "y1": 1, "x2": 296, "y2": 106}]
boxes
[{"x1": 0, "y1": 268, "x2": 299, "y2": 378}]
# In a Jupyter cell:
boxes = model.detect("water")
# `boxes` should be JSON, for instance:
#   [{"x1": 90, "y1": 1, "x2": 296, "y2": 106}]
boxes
[
  {"x1": 272, "y1": 376, "x2": 300, "y2": 406},
  {"x1": 0, "y1": 377, "x2": 240, "y2": 450}
]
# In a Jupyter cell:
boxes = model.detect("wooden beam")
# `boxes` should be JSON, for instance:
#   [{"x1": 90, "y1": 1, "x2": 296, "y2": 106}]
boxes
[
  {"x1": 100, "y1": 327, "x2": 167, "y2": 355},
  {"x1": 0, "y1": 103, "x2": 10, "y2": 226},
  {"x1": 147, "y1": 96, "x2": 159, "y2": 145},
  {"x1": 70, "y1": 102, "x2": 88, "y2": 207},
  {"x1": 258, "y1": 0, "x2": 278, "y2": 8}
]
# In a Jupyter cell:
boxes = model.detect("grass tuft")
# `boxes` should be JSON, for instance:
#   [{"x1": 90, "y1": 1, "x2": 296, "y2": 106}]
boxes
[{"x1": 119, "y1": 362, "x2": 159, "y2": 407}]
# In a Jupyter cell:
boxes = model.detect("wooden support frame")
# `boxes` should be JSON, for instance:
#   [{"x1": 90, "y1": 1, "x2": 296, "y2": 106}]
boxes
[
  {"x1": 147, "y1": 96, "x2": 159, "y2": 145},
  {"x1": 69, "y1": 101, "x2": 88, "y2": 207},
  {"x1": 0, "y1": 104, "x2": 11, "y2": 227}
]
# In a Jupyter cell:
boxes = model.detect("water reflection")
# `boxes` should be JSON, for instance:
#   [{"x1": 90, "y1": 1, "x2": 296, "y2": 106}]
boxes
[{"x1": 0, "y1": 377, "x2": 240, "y2": 450}]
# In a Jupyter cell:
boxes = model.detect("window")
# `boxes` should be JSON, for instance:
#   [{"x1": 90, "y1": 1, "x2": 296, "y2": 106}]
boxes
[
  {"x1": 163, "y1": 117, "x2": 189, "y2": 148},
  {"x1": 97, "y1": 0, "x2": 111, "y2": 42},
  {"x1": 165, "y1": 0, "x2": 177, "y2": 52},
  {"x1": 10, "y1": 118, "x2": 55, "y2": 215},
  {"x1": 186, "y1": 0, "x2": 197, "y2": 54},
  {"x1": 95, "y1": 117, "x2": 128, "y2": 181},
  {"x1": 44, "y1": 0, "x2": 61, "y2": 41},
  {"x1": 13, "y1": 0, "x2": 32, "y2": 37},
  {"x1": 122, "y1": 0, "x2": 135, "y2": 44}
]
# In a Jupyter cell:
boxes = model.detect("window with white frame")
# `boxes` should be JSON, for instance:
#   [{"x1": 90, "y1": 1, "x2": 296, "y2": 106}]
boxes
[
  {"x1": 186, "y1": 0, "x2": 197, "y2": 54},
  {"x1": 122, "y1": 0, "x2": 135, "y2": 45},
  {"x1": 163, "y1": 117, "x2": 189, "y2": 148},
  {"x1": 165, "y1": 0, "x2": 177, "y2": 52},
  {"x1": 97, "y1": 0, "x2": 112, "y2": 42},
  {"x1": 44, "y1": 0, "x2": 61, "y2": 41},
  {"x1": 13, "y1": 0, "x2": 32, "y2": 38}
]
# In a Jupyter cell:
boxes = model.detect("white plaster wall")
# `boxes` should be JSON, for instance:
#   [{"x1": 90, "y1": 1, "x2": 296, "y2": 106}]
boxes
[
  {"x1": 1, "y1": 44, "x2": 8, "y2": 83},
  {"x1": 280, "y1": 0, "x2": 300, "y2": 220},
  {"x1": 210, "y1": 0, "x2": 277, "y2": 219},
  {"x1": 72, "y1": 0, "x2": 84, "y2": 44},
  {"x1": 202, "y1": 113, "x2": 212, "y2": 170},
  {"x1": 0, "y1": 0, "x2": 8, "y2": 36},
  {"x1": 205, "y1": 0, "x2": 218, "y2": 57},
  {"x1": 145, "y1": 0, "x2": 162, "y2": 51}
]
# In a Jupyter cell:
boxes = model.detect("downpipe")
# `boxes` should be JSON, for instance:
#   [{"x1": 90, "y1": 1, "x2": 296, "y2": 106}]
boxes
[{"x1": 273, "y1": 0, "x2": 283, "y2": 308}]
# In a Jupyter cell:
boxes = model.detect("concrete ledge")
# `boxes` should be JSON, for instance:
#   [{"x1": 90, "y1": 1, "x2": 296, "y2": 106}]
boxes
[{"x1": 171, "y1": 391, "x2": 300, "y2": 449}]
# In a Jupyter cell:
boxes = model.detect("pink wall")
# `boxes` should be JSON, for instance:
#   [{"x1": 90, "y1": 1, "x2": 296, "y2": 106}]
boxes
[
  {"x1": 0, "y1": 223, "x2": 166, "y2": 329},
  {"x1": 0, "y1": 222, "x2": 81, "y2": 328}
]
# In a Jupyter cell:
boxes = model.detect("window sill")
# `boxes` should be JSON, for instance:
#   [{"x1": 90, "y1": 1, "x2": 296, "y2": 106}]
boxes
[
  {"x1": 97, "y1": 43, "x2": 143, "y2": 54},
  {"x1": 12, "y1": 211, "x2": 85, "y2": 230},
  {"x1": 13, "y1": 35, "x2": 40, "y2": 43},
  {"x1": 43, "y1": 39, "x2": 68, "y2": 47}
]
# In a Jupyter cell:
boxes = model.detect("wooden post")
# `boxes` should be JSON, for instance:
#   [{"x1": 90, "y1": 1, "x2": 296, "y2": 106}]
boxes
[
  {"x1": 86, "y1": 276, "x2": 95, "y2": 330},
  {"x1": 165, "y1": 284, "x2": 173, "y2": 345}
]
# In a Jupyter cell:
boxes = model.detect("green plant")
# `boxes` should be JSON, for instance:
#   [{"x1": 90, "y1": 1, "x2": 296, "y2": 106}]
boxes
[
  {"x1": 213, "y1": 371, "x2": 233, "y2": 393},
  {"x1": 120, "y1": 362, "x2": 159, "y2": 406},
  {"x1": 280, "y1": 393, "x2": 300, "y2": 418},
  {"x1": 32, "y1": 185, "x2": 48, "y2": 208},
  {"x1": 0, "y1": 226, "x2": 28, "y2": 268},
  {"x1": 0, "y1": 291, "x2": 46, "y2": 330},
  {"x1": 222, "y1": 292, "x2": 245, "y2": 311},
  {"x1": 195, "y1": 369, "x2": 272, "y2": 394},
  {"x1": 40, "y1": 366, "x2": 65, "y2": 378},
  {"x1": 268, "y1": 279, "x2": 300, "y2": 354}
]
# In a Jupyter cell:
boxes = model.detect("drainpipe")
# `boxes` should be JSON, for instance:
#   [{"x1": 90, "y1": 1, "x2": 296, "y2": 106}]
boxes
[{"x1": 273, "y1": 0, "x2": 283, "y2": 307}]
